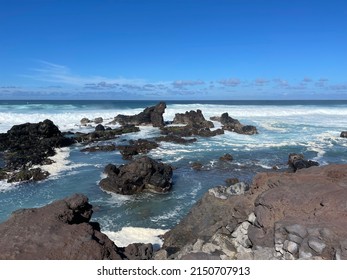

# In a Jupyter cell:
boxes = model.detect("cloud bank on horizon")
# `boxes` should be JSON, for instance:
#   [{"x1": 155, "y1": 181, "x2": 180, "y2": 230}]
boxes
[{"x1": 0, "y1": 0, "x2": 346, "y2": 100}]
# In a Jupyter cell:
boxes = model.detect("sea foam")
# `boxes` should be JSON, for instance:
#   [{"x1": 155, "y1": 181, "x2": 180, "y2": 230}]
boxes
[{"x1": 103, "y1": 227, "x2": 168, "y2": 250}]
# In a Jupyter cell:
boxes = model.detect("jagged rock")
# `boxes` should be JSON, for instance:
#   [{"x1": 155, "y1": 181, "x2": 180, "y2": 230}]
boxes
[
  {"x1": 80, "y1": 144, "x2": 116, "y2": 153},
  {"x1": 121, "y1": 243, "x2": 153, "y2": 260},
  {"x1": 0, "y1": 120, "x2": 75, "y2": 182},
  {"x1": 163, "y1": 164, "x2": 347, "y2": 260},
  {"x1": 94, "y1": 117, "x2": 103, "y2": 124},
  {"x1": 288, "y1": 153, "x2": 319, "y2": 171},
  {"x1": 114, "y1": 102, "x2": 166, "y2": 127},
  {"x1": 217, "y1": 112, "x2": 258, "y2": 135},
  {"x1": 7, "y1": 168, "x2": 50, "y2": 183},
  {"x1": 80, "y1": 117, "x2": 91, "y2": 125},
  {"x1": 219, "y1": 153, "x2": 233, "y2": 161},
  {"x1": 340, "y1": 131, "x2": 347, "y2": 138},
  {"x1": 225, "y1": 178, "x2": 239, "y2": 186},
  {"x1": 173, "y1": 110, "x2": 214, "y2": 128},
  {"x1": 74, "y1": 125, "x2": 140, "y2": 144},
  {"x1": 0, "y1": 194, "x2": 126, "y2": 260},
  {"x1": 95, "y1": 124, "x2": 105, "y2": 131},
  {"x1": 161, "y1": 126, "x2": 224, "y2": 138},
  {"x1": 99, "y1": 156, "x2": 173, "y2": 195},
  {"x1": 155, "y1": 135, "x2": 197, "y2": 144},
  {"x1": 190, "y1": 162, "x2": 203, "y2": 171},
  {"x1": 116, "y1": 139, "x2": 159, "y2": 160}
]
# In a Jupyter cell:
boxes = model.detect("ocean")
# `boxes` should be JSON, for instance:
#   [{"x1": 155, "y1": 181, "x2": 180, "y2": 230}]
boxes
[{"x1": 1, "y1": 100, "x2": 347, "y2": 246}]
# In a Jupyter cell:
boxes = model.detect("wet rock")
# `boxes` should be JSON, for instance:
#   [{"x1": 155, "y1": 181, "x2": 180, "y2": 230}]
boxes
[
  {"x1": 340, "y1": 131, "x2": 347, "y2": 138},
  {"x1": 80, "y1": 117, "x2": 91, "y2": 125},
  {"x1": 219, "y1": 113, "x2": 258, "y2": 135},
  {"x1": 114, "y1": 102, "x2": 166, "y2": 127},
  {"x1": 75, "y1": 125, "x2": 140, "y2": 144},
  {"x1": 190, "y1": 162, "x2": 203, "y2": 171},
  {"x1": 0, "y1": 119, "x2": 75, "y2": 182},
  {"x1": 225, "y1": 178, "x2": 239, "y2": 186},
  {"x1": 160, "y1": 126, "x2": 224, "y2": 138},
  {"x1": 288, "y1": 153, "x2": 319, "y2": 172},
  {"x1": 116, "y1": 139, "x2": 159, "y2": 160},
  {"x1": 95, "y1": 124, "x2": 105, "y2": 131},
  {"x1": 99, "y1": 156, "x2": 173, "y2": 195},
  {"x1": 7, "y1": 168, "x2": 50, "y2": 183},
  {"x1": 94, "y1": 117, "x2": 103, "y2": 124},
  {"x1": 173, "y1": 109, "x2": 214, "y2": 129},
  {"x1": 155, "y1": 135, "x2": 197, "y2": 144},
  {"x1": 80, "y1": 144, "x2": 116, "y2": 153},
  {"x1": 219, "y1": 153, "x2": 233, "y2": 161}
]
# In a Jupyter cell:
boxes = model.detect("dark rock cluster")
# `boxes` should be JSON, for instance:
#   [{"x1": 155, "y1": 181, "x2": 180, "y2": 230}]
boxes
[
  {"x1": 114, "y1": 102, "x2": 166, "y2": 127},
  {"x1": 0, "y1": 119, "x2": 75, "y2": 182},
  {"x1": 99, "y1": 156, "x2": 173, "y2": 195}
]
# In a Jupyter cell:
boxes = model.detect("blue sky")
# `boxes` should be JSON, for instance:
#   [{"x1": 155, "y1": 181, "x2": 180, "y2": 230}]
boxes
[{"x1": 0, "y1": 0, "x2": 346, "y2": 100}]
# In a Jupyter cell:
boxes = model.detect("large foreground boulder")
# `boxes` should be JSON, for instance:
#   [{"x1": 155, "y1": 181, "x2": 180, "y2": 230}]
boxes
[
  {"x1": 161, "y1": 164, "x2": 347, "y2": 260},
  {"x1": 100, "y1": 156, "x2": 173, "y2": 195},
  {"x1": 0, "y1": 194, "x2": 139, "y2": 259},
  {"x1": 114, "y1": 102, "x2": 166, "y2": 127}
]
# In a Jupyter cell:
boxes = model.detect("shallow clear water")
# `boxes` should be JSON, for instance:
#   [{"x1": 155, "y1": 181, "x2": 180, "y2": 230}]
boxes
[{"x1": 1, "y1": 100, "x2": 347, "y2": 243}]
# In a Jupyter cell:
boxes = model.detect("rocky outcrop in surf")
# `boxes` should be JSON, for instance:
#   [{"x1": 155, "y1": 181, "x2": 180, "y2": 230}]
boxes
[
  {"x1": 0, "y1": 119, "x2": 75, "y2": 183},
  {"x1": 114, "y1": 102, "x2": 166, "y2": 127},
  {"x1": 99, "y1": 156, "x2": 173, "y2": 195},
  {"x1": 0, "y1": 193, "x2": 153, "y2": 260},
  {"x1": 211, "y1": 113, "x2": 258, "y2": 135},
  {"x1": 116, "y1": 139, "x2": 159, "y2": 160},
  {"x1": 157, "y1": 164, "x2": 347, "y2": 260},
  {"x1": 340, "y1": 131, "x2": 347, "y2": 138}
]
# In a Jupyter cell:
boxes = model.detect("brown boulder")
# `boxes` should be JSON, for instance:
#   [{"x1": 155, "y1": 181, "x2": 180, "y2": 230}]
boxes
[{"x1": 0, "y1": 194, "x2": 124, "y2": 260}]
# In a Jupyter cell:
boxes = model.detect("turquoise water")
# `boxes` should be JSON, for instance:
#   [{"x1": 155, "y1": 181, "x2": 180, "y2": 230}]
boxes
[{"x1": 1, "y1": 100, "x2": 347, "y2": 234}]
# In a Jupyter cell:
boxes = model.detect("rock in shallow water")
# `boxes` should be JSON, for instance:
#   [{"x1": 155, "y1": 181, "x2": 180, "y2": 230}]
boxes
[{"x1": 100, "y1": 156, "x2": 173, "y2": 195}]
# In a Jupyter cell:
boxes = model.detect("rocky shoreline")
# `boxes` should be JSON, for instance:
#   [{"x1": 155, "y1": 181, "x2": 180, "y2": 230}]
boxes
[{"x1": 157, "y1": 164, "x2": 347, "y2": 260}]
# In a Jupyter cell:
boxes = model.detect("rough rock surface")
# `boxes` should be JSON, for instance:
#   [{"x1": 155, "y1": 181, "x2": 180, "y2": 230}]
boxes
[
  {"x1": 99, "y1": 156, "x2": 173, "y2": 195},
  {"x1": 155, "y1": 135, "x2": 197, "y2": 144},
  {"x1": 74, "y1": 125, "x2": 140, "y2": 144},
  {"x1": 0, "y1": 194, "x2": 154, "y2": 260},
  {"x1": 160, "y1": 126, "x2": 224, "y2": 138},
  {"x1": 80, "y1": 144, "x2": 117, "y2": 153},
  {"x1": 0, "y1": 119, "x2": 75, "y2": 182},
  {"x1": 173, "y1": 110, "x2": 214, "y2": 129},
  {"x1": 114, "y1": 102, "x2": 166, "y2": 127},
  {"x1": 288, "y1": 153, "x2": 319, "y2": 171},
  {"x1": 219, "y1": 113, "x2": 258, "y2": 135},
  {"x1": 161, "y1": 164, "x2": 347, "y2": 260},
  {"x1": 340, "y1": 131, "x2": 347, "y2": 138},
  {"x1": 116, "y1": 139, "x2": 159, "y2": 160}
]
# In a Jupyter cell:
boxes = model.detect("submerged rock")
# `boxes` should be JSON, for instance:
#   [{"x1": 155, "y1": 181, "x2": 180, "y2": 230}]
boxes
[
  {"x1": 114, "y1": 102, "x2": 166, "y2": 127},
  {"x1": 100, "y1": 156, "x2": 173, "y2": 195}
]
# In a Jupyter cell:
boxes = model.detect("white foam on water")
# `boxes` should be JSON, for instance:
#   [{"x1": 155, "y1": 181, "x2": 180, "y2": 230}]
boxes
[
  {"x1": 103, "y1": 227, "x2": 168, "y2": 249},
  {"x1": 0, "y1": 180, "x2": 19, "y2": 193},
  {"x1": 150, "y1": 206, "x2": 182, "y2": 224}
]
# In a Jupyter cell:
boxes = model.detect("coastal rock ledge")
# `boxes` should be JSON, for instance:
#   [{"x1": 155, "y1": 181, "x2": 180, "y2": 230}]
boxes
[
  {"x1": 159, "y1": 164, "x2": 347, "y2": 260},
  {"x1": 0, "y1": 194, "x2": 153, "y2": 260}
]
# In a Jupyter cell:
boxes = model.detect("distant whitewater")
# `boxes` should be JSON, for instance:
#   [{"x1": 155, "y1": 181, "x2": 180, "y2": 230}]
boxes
[{"x1": 1, "y1": 100, "x2": 347, "y2": 245}]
